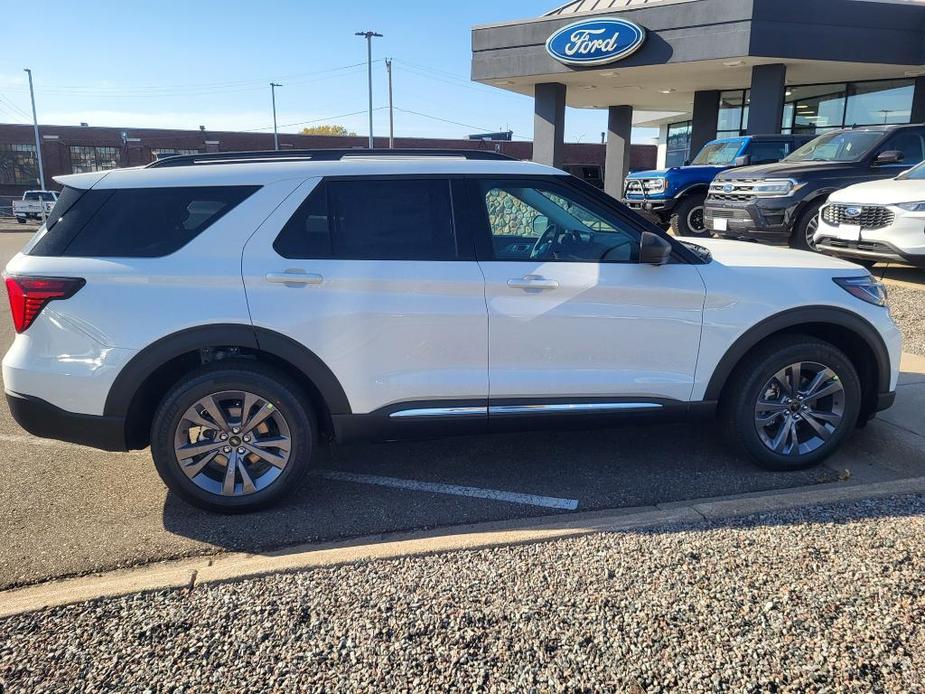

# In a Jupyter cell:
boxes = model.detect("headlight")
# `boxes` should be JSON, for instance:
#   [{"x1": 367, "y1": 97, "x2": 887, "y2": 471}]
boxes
[
  {"x1": 895, "y1": 201, "x2": 925, "y2": 212},
  {"x1": 834, "y1": 276, "x2": 887, "y2": 307},
  {"x1": 644, "y1": 179, "x2": 666, "y2": 193},
  {"x1": 753, "y1": 179, "x2": 799, "y2": 197}
]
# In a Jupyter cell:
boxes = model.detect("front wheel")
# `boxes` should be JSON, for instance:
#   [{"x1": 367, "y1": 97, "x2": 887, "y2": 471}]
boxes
[
  {"x1": 669, "y1": 194, "x2": 710, "y2": 238},
  {"x1": 722, "y1": 336, "x2": 861, "y2": 470},
  {"x1": 790, "y1": 201, "x2": 824, "y2": 251},
  {"x1": 151, "y1": 361, "x2": 315, "y2": 513}
]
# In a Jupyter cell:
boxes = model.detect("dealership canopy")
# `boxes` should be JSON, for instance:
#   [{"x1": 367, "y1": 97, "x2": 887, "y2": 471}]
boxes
[{"x1": 472, "y1": 0, "x2": 925, "y2": 194}]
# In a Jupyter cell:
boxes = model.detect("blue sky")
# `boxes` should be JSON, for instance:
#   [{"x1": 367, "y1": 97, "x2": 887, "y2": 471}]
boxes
[{"x1": 0, "y1": 0, "x2": 656, "y2": 143}]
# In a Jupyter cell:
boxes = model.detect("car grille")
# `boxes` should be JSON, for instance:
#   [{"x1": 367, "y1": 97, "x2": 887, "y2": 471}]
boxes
[
  {"x1": 625, "y1": 179, "x2": 645, "y2": 195},
  {"x1": 821, "y1": 204, "x2": 894, "y2": 230},
  {"x1": 707, "y1": 179, "x2": 762, "y2": 202}
]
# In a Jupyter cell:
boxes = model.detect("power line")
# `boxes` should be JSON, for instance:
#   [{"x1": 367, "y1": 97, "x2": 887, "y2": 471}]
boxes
[
  {"x1": 393, "y1": 107, "x2": 529, "y2": 140},
  {"x1": 241, "y1": 107, "x2": 388, "y2": 132}
]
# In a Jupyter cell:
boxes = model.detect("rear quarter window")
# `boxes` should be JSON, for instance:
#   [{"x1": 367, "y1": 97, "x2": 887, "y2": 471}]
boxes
[{"x1": 29, "y1": 185, "x2": 259, "y2": 258}]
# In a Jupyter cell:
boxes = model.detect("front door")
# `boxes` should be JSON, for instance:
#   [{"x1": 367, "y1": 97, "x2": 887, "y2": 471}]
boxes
[{"x1": 471, "y1": 177, "x2": 706, "y2": 407}]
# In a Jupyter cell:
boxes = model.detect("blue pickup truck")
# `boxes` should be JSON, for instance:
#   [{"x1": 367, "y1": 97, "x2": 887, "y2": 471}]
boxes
[{"x1": 622, "y1": 134, "x2": 812, "y2": 236}]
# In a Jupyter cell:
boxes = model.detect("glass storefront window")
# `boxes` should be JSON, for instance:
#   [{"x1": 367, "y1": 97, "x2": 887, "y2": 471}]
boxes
[
  {"x1": 782, "y1": 78, "x2": 914, "y2": 134},
  {"x1": 717, "y1": 89, "x2": 749, "y2": 137},
  {"x1": 666, "y1": 121, "x2": 692, "y2": 167},
  {"x1": 845, "y1": 79, "x2": 913, "y2": 126},
  {"x1": 0, "y1": 144, "x2": 38, "y2": 186}
]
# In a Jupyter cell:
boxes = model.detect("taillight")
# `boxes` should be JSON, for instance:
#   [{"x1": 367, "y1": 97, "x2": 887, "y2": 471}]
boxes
[{"x1": 4, "y1": 276, "x2": 85, "y2": 333}]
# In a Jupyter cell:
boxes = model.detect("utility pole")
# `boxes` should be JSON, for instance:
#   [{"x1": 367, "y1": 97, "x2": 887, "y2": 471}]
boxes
[
  {"x1": 23, "y1": 68, "x2": 45, "y2": 191},
  {"x1": 385, "y1": 58, "x2": 394, "y2": 149},
  {"x1": 270, "y1": 82, "x2": 282, "y2": 150},
  {"x1": 355, "y1": 30, "x2": 383, "y2": 148}
]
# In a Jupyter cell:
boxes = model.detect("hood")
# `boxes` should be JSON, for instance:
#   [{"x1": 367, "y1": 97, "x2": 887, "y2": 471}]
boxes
[
  {"x1": 716, "y1": 160, "x2": 859, "y2": 180},
  {"x1": 828, "y1": 176, "x2": 924, "y2": 205},
  {"x1": 627, "y1": 168, "x2": 670, "y2": 179},
  {"x1": 689, "y1": 238, "x2": 865, "y2": 272}
]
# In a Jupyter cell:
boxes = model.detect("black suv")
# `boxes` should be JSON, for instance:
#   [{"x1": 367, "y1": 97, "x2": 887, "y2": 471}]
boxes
[{"x1": 704, "y1": 124, "x2": 925, "y2": 250}]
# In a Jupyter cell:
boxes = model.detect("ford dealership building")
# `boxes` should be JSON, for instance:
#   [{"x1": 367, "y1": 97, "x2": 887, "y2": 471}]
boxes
[{"x1": 472, "y1": 0, "x2": 925, "y2": 195}]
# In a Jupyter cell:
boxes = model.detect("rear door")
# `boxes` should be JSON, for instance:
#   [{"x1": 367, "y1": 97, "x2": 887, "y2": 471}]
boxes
[
  {"x1": 241, "y1": 176, "x2": 489, "y2": 417},
  {"x1": 470, "y1": 176, "x2": 706, "y2": 408}
]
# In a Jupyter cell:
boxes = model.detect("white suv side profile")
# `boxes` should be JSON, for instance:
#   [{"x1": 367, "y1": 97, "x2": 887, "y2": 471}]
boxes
[
  {"x1": 2, "y1": 150, "x2": 902, "y2": 512},
  {"x1": 816, "y1": 160, "x2": 925, "y2": 269}
]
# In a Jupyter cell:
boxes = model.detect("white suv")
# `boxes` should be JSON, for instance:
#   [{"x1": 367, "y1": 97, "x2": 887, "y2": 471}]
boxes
[
  {"x1": 816, "y1": 160, "x2": 925, "y2": 269},
  {"x1": 2, "y1": 149, "x2": 902, "y2": 512}
]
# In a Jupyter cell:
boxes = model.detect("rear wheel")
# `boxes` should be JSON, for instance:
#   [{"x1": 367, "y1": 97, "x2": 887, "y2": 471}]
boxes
[
  {"x1": 669, "y1": 194, "x2": 709, "y2": 237},
  {"x1": 790, "y1": 201, "x2": 824, "y2": 251},
  {"x1": 150, "y1": 361, "x2": 315, "y2": 513},
  {"x1": 722, "y1": 336, "x2": 861, "y2": 470}
]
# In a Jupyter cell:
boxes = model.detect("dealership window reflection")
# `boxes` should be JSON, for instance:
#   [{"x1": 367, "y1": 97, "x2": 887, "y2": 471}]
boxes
[
  {"x1": 782, "y1": 78, "x2": 913, "y2": 134},
  {"x1": 717, "y1": 89, "x2": 750, "y2": 138}
]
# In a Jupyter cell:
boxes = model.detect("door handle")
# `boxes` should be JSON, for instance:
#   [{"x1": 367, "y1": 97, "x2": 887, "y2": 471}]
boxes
[
  {"x1": 507, "y1": 275, "x2": 559, "y2": 291},
  {"x1": 265, "y1": 271, "x2": 324, "y2": 286}
]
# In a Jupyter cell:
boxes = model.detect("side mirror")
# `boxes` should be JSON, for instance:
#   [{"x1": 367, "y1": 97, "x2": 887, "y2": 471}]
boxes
[
  {"x1": 683, "y1": 159, "x2": 692, "y2": 166},
  {"x1": 532, "y1": 215, "x2": 550, "y2": 235},
  {"x1": 734, "y1": 154, "x2": 751, "y2": 167},
  {"x1": 874, "y1": 150, "x2": 904, "y2": 166},
  {"x1": 639, "y1": 231, "x2": 672, "y2": 266}
]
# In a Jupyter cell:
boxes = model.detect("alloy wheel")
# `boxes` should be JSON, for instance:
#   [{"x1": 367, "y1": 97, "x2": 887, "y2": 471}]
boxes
[
  {"x1": 173, "y1": 390, "x2": 292, "y2": 497},
  {"x1": 805, "y1": 215, "x2": 819, "y2": 250},
  {"x1": 754, "y1": 361, "x2": 845, "y2": 457}
]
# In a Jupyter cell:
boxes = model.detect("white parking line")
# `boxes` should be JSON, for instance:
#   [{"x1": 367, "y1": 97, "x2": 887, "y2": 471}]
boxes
[{"x1": 314, "y1": 470, "x2": 579, "y2": 511}]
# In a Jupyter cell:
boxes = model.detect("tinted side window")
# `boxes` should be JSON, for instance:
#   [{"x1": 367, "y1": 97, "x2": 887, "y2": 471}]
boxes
[
  {"x1": 747, "y1": 141, "x2": 789, "y2": 164},
  {"x1": 35, "y1": 186, "x2": 259, "y2": 258},
  {"x1": 879, "y1": 131, "x2": 925, "y2": 165},
  {"x1": 274, "y1": 179, "x2": 457, "y2": 260}
]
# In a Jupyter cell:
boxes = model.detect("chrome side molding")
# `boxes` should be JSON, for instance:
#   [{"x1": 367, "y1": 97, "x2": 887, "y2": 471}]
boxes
[{"x1": 388, "y1": 402, "x2": 663, "y2": 419}]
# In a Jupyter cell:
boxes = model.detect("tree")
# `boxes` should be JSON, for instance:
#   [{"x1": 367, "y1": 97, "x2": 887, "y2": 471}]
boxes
[{"x1": 301, "y1": 124, "x2": 355, "y2": 136}]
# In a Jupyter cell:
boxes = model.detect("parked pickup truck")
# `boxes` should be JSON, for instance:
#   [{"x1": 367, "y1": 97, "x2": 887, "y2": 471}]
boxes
[
  {"x1": 622, "y1": 134, "x2": 811, "y2": 236},
  {"x1": 12, "y1": 190, "x2": 58, "y2": 223}
]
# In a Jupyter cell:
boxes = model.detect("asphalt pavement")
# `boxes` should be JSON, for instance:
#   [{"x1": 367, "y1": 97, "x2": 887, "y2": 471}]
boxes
[{"x1": 1, "y1": 227, "x2": 924, "y2": 590}]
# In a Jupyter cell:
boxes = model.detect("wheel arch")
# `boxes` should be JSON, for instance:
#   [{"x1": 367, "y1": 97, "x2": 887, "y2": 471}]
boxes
[
  {"x1": 705, "y1": 306, "x2": 891, "y2": 420},
  {"x1": 105, "y1": 324, "x2": 351, "y2": 449},
  {"x1": 673, "y1": 183, "x2": 709, "y2": 200}
]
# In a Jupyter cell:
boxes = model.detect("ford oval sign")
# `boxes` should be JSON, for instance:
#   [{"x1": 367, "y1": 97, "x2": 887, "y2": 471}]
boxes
[{"x1": 546, "y1": 18, "x2": 646, "y2": 67}]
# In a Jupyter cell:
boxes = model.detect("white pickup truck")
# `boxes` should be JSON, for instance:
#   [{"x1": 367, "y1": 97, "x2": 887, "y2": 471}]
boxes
[{"x1": 12, "y1": 190, "x2": 58, "y2": 223}]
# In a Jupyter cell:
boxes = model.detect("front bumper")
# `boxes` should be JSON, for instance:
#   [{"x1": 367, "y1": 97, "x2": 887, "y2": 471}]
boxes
[
  {"x1": 704, "y1": 196, "x2": 800, "y2": 244},
  {"x1": 622, "y1": 196, "x2": 675, "y2": 224},
  {"x1": 6, "y1": 391, "x2": 128, "y2": 451},
  {"x1": 815, "y1": 213, "x2": 925, "y2": 268}
]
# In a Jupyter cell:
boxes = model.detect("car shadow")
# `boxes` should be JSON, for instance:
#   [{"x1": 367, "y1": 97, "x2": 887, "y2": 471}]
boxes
[{"x1": 161, "y1": 419, "x2": 850, "y2": 557}]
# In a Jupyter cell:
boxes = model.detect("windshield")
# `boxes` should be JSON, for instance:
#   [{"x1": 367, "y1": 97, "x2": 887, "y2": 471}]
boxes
[
  {"x1": 784, "y1": 131, "x2": 883, "y2": 163},
  {"x1": 897, "y1": 160, "x2": 925, "y2": 180},
  {"x1": 690, "y1": 139, "x2": 745, "y2": 166}
]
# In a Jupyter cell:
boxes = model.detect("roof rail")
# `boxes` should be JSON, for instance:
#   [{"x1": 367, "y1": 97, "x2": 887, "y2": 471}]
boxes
[{"x1": 147, "y1": 148, "x2": 516, "y2": 168}]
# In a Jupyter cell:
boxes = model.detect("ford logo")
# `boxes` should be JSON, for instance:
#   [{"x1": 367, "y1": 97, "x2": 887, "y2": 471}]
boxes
[
  {"x1": 723, "y1": 183, "x2": 735, "y2": 194},
  {"x1": 546, "y1": 18, "x2": 646, "y2": 67},
  {"x1": 844, "y1": 206, "x2": 863, "y2": 217}
]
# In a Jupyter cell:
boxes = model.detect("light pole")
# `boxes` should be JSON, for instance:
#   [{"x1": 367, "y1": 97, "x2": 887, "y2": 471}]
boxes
[
  {"x1": 270, "y1": 82, "x2": 282, "y2": 151},
  {"x1": 23, "y1": 68, "x2": 45, "y2": 191},
  {"x1": 385, "y1": 58, "x2": 394, "y2": 149},
  {"x1": 355, "y1": 30, "x2": 382, "y2": 148}
]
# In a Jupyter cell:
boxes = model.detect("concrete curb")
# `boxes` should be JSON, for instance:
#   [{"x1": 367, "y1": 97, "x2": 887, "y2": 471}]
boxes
[{"x1": 2, "y1": 475, "x2": 924, "y2": 619}]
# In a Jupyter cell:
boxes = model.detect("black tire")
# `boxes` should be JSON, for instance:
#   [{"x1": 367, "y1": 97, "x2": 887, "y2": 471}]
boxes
[
  {"x1": 790, "y1": 200, "x2": 824, "y2": 252},
  {"x1": 150, "y1": 360, "x2": 315, "y2": 513},
  {"x1": 721, "y1": 335, "x2": 861, "y2": 471},
  {"x1": 16, "y1": 218, "x2": 26, "y2": 224},
  {"x1": 669, "y1": 194, "x2": 709, "y2": 238}
]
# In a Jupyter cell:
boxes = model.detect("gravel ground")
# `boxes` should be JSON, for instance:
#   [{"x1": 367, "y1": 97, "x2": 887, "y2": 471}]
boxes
[
  {"x1": 1, "y1": 496, "x2": 923, "y2": 692},
  {"x1": 887, "y1": 284, "x2": 925, "y2": 356}
]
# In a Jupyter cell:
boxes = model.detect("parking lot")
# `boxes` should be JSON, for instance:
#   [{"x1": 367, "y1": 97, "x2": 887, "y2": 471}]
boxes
[{"x1": 1, "y1": 223, "x2": 924, "y2": 591}]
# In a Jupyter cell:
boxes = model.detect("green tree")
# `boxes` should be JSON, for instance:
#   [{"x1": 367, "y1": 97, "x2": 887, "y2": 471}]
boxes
[{"x1": 301, "y1": 124, "x2": 355, "y2": 136}]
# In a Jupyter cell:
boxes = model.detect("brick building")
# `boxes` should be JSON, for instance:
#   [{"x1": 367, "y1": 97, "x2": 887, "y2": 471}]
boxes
[{"x1": 0, "y1": 122, "x2": 656, "y2": 203}]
